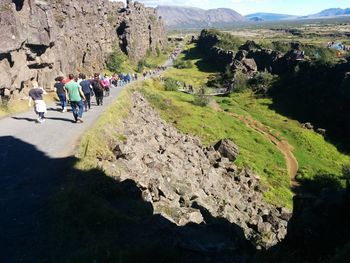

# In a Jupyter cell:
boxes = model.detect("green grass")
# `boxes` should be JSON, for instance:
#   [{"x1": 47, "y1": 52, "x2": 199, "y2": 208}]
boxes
[
  {"x1": 216, "y1": 92, "x2": 350, "y2": 181},
  {"x1": 77, "y1": 84, "x2": 135, "y2": 169},
  {"x1": 163, "y1": 43, "x2": 218, "y2": 88},
  {"x1": 140, "y1": 78, "x2": 292, "y2": 208}
]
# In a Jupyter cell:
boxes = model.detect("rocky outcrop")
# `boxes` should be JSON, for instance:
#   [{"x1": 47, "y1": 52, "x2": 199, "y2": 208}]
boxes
[
  {"x1": 0, "y1": 0, "x2": 166, "y2": 99},
  {"x1": 100, "y1": 92, "x2": 291, "y2": 250}
]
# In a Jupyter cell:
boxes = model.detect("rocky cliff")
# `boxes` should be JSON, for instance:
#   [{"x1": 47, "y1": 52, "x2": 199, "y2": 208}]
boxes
[
  {"x1": 98, "y1": 91, "x2": 291, "y2": 250},
  {"x1": 0, "y1": 0, "x2": 166, "y2": 98}
]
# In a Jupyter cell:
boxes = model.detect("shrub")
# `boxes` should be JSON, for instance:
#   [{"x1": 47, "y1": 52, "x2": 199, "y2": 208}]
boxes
[
  {"x1": 173, "y1": 59, "x2": 193, "y2": 69},
  {"x1": 193, "y1": 87, "x2": 210, "y2": 107},
  {"x1": 249, "y1": 71, "x2": 276, "y2": 94},
  {"x1": 164, "y1": 78, "x2": 178, "y2": 91},
  {"x1": 233, "y1": 71, "x2": 249, "y2": 92},
  {"x1": 106, "y1": 45, "x2": 128, "y2": 72},
  {"x1": 137, "y1": 59, "x2": 145, "y2": 73}
]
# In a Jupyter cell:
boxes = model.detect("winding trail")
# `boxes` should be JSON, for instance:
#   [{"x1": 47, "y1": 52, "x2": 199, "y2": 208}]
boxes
[{"x1": 212, "y1": 102, "x2": 299, "y2": 186}]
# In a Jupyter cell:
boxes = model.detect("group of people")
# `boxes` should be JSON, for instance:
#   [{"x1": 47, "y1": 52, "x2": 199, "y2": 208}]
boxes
[
  {"x1": 28, "y1": 72, "x2": 133, "y2": 124},
  {"x1": 327, "y1": 42, "x2": 350, "y2": 51},
  {"x1": 27, "y1": 52, "x2": 177, "y2": 124}
]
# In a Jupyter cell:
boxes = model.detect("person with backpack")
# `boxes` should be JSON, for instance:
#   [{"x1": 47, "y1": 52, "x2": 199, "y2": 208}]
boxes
[
  {"x1": 91, "y1": 73, "x2": 104, "y2": 106},
  {"x1": 28, "y1": 81, "x2": 47, "y2": 123},
  {"x1": 79, "y1": 73, "x2": 93, "y2": 112},
  {"x1": 64, "y1": 74, "x2": 86, "y2": 123}
]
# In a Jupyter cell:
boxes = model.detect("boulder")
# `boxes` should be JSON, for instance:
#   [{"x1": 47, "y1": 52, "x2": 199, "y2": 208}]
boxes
[
  {"x1": 214, "y1": 139, "x2": 239, "y2": 161},
  {"x1": 239, "y1": 40, "x2": 261, "y2": 51},
  {"x1": 302, "y1": 122, "x2": 314, "y2": 130},
  {"x1": 316, "y1": 128, "x2": 326, "y2": 136},
  {"x1": 242, "y1": 58, "x2": 258, "y2": 72}
]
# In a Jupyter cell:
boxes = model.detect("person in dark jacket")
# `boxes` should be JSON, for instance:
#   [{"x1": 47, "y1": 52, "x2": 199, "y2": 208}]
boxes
[
  {"x1": 54, "y1": 76, "x2": 67, "y2": 112},
  {"x1": 79, "y1": 73, "x2": 93, "y2": 111},
  {"x1": 91, "y1": 73, "x2": 104, "y2": 106}
]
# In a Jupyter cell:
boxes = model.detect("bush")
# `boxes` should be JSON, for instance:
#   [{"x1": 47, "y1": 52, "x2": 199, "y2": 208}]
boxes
[
  {"x1": 233, "y1": 71, "x2": 249, "y2": 91},
  {"x1": 164, "y1": 78, "x2": 178, "y2": 91},
  {"x1": 193, "y1": 87, "x2": 210, "y2": 107},
  {"x1": 106, "y1": 44, "x2": 128, "y2": 72},
  {"x1": 249, "y1": 71, "x2": 276, "y2": 94},
  {"x1": 173, "y1": 59, "x2": 193, "y2": 69},
  {"x1": 137, "y1": 59, "x2": 145, "y2": 73}
]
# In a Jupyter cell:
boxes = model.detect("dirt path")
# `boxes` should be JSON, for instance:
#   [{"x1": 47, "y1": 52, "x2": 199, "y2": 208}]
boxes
[{"x1": 211, "y1": 101, "x2": 299, "y2": 185}]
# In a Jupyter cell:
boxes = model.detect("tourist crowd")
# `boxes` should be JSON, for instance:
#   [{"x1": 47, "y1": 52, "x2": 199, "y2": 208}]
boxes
[{"x1": 28, "y1": 69, "x2": 166, "y2": 124}]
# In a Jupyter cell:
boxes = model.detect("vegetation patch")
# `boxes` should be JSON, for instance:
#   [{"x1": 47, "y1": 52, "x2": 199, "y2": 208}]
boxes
[
  {"x1": 217, "y1": 91, "x2": 350, "y2": 183},
  {"x1": 140, "y1": 78, "x2": 292, "y2": 208}
]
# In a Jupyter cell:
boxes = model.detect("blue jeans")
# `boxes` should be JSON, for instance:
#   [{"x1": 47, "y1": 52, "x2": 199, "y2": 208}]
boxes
[
  {"x1": 58, "y1": 93, "x2": 67, "y2": 110},
  {"x1": 70, "y1": 100, "x2": 83, "y2": 121}
]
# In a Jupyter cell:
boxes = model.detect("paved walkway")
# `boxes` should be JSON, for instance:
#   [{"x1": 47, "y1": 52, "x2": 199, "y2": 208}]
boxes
[{"x1": 0, "y1": 85, "x2": 125, "y2": 262}]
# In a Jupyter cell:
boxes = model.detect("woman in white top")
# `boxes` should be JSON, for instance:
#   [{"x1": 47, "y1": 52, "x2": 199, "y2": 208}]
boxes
[{"x1": 28, "y1": 81, "x2": 47, "y2": 123}]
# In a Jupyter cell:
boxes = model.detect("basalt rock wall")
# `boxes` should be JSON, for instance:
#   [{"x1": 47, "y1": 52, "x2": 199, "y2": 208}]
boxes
[
  {"x1": 0, "y1": 0, "x2": 166, "y2": 98},
  {"x1": 197, "y1": 29, "x2": 235, "y2": 71}
]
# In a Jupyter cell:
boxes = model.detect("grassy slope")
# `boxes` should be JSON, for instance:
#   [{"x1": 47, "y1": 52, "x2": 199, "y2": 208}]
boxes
[
  {"x1": 163, "y1": 43, "x2": 218, "y2": 87},
  {"x1": 140, "y1": 43, "x2": 350, "y2": 207},
  {"x1": 77, "y1": 85, "x2": 134, "y2": 169},
  {"x1": 218, "y1": 92, "x2": 350, "y2": 180},
  {"x1": 141, "y1": 79, "x2": 291, "y2": 208}
]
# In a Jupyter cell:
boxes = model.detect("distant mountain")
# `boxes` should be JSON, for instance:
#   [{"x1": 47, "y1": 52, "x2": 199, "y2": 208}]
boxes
[
  {"x1": 307, "y1": 8, "x2": 350, "y2": 18},
  {"x1": 245, "y1": 13, "x2": 297, "y2": 21},
  {"x1": 156, "y1": 6, "x2": 246, "y2": 29},
  {"x1": 246, "y1": 8, "x2": 350, "y2": 22}
]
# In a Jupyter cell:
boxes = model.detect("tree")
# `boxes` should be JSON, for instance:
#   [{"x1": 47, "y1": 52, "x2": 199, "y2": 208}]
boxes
[{"x1": 106, "y1": 45, "x2": 127, "y2": 72}]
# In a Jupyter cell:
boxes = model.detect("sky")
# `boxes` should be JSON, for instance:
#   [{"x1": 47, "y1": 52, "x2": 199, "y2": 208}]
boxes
[{"x1": 117, "y1": 0, "x2": 350, "y2": 16}]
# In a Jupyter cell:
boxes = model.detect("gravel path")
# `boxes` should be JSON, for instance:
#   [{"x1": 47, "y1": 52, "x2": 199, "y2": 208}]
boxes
[{"x1": 0, "y1": 85, "x2": 124, "y2": 262}]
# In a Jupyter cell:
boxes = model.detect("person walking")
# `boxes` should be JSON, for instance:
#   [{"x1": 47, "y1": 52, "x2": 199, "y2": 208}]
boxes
[
  {"x1": 64, "y1": 74, "x2": 86, "y2": 123},
  {"x1": 28, "y1": 81, "x2": 47, "y2": 123},
  {"x1": 54, "y1": 76, "x2": 67, "y2": 112},
  {"x1": 91, "y1": 73, "x2": 104, "y2": 106},
  {"x1": 102, "y1": 75, "x2": 110, "y2": 97},
  {"x1": 79, "y1": 73, "x2": 93, "y2": 112}
]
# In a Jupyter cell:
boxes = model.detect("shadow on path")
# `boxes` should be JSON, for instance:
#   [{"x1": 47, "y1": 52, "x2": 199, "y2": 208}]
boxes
[
  {"x1": 12, "y1": 116, "x2": 76, "y2": 123},
  {"x1": 11, "y1": 117, "x2": 37, "y2": 122},
  {"x1": 0, "y1": 136, "x2": 254, "y2": 262}
]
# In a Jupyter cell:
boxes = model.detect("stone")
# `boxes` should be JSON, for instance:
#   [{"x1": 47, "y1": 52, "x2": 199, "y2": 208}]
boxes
[
  {"x1": 302, "y1": 122, "x2": 314, "y2": 130},
  {"x1": 242, "y1": 58, "x2": 258, "y2": 72},
  {"x1": 214, "y1": 139, "x2": 239, "y2": 162},
  {"x1": 316, "y1": 128, "x2": 326, "y2": 136}
]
